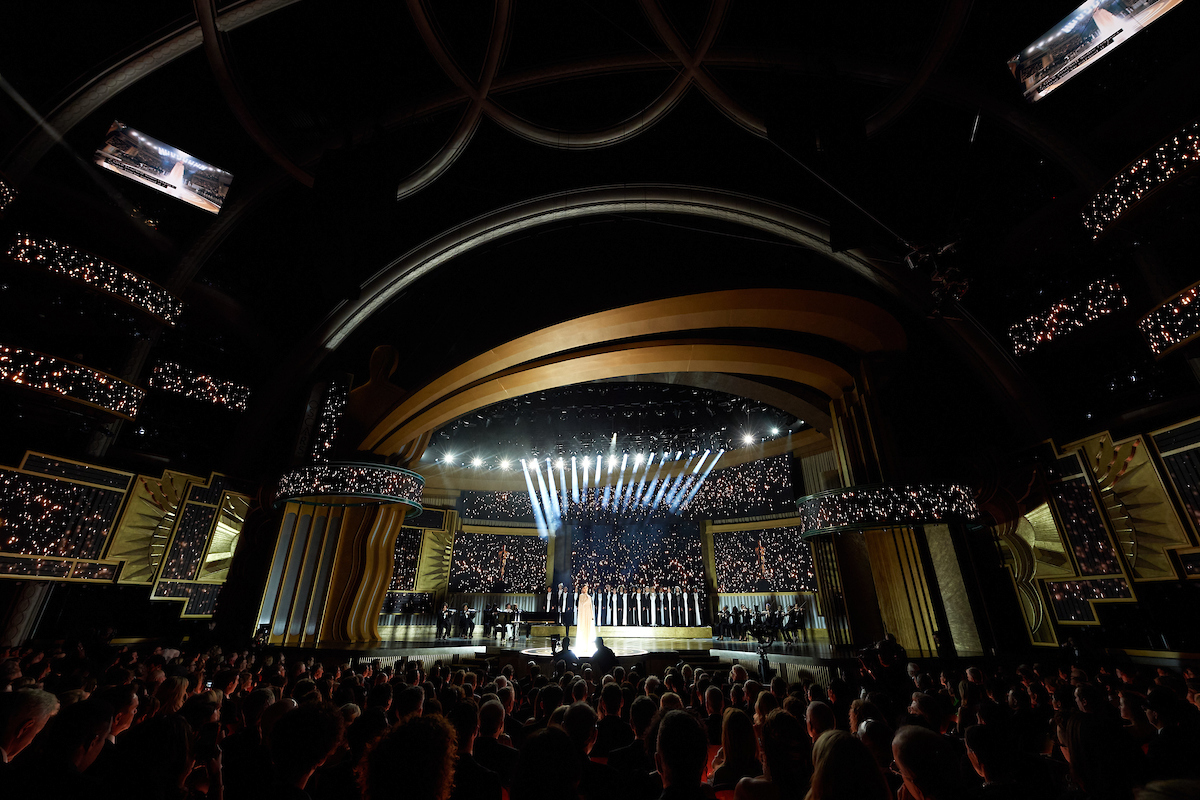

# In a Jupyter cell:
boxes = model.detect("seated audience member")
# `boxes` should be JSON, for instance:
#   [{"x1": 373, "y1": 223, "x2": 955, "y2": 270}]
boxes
[
  {"x1": 363, "y1": 712, "x2": 458, "y2": 800},
  {"x1": 656, "y1": 709, "x2": 709, "y2": 800},
  {"x1": 348, "y1": 683, "x2": 393, "y2": 758},
  {"x1": 857, "y1": 719, "x2": 903, "y2": 796},
  {"x1": 1144, "y1": 687, "x2": 1200, "y2": 782},
  {"x1": 594, "y1": 681, "x2": 634, "y2": 756},
  {"x1": 710, "y1": 707, "x2": 762, "y2": 788},
  {"x1": 704, "y1": 684, "x2": 726, "y2": 745},
  {"x1": 475, "y1": 699, "x2": 520, "y2": 787},
  {"x1": 807, "y1": 729, "x2": 891, "y2": 800},
  {"x1": 806, "y1": 700, "x2": 836, "y2": 744},
  {"x1": 892, "y1": 724, "x2": 966, "y2": 800},
  {"x1": 511, "y1": 726, "x2": 584, "y2": 800},
  {"x1": 269, "y1": 702, "x2": 344, "y2": 798},
  {"x1": 395, "y1": 684, "x2": 426, "y2": 719},
  {"x1": 7, "y1": 698, "x2": 112, "y2": 795},
  {"x1": 1062, "y1": 708, "x2": 1147, "y2": 800},
  {"x1": 609, "y1": 695, "x2": 659, "y2": 799},
  {"x1": 448, "y1": 700, "x2": 502, "y2": 800},
  {"x1": 222, "y1": 689, "x2": 275, "y2": 800},
  {"x1": 563, "y1": 701, "x2": 620, "y2": 800},
  {"x1": 737, "y1": 708, "x2": 811, "y2": 800},
  {"x1": 0, "y1": 687, "x2": 58, "y2": 765},
  {"x1": 964, "y1": 724, "x2": 1023, "y2": 800}
]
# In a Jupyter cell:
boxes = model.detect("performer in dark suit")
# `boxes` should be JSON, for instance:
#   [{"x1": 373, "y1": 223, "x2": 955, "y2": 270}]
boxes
[
  {"x1": 437, "y1": 602, "x2": 452, "y2": 639},
  {"x1": 458, "y1": 604, "x2": 475, "y2": 638}
]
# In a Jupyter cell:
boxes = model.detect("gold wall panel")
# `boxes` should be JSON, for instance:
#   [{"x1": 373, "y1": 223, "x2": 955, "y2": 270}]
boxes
[
  {"x1": 1064, "y1": 432, "x2": 1192, "y2": 581},
  {"x1": 864, "y1": 527, "x2": 938, "y2": 656}
]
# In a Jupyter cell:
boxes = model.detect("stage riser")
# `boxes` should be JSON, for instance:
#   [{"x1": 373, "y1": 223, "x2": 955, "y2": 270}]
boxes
[{"x1": 530, "y1": 625, "x2": 712, "y2": 639}]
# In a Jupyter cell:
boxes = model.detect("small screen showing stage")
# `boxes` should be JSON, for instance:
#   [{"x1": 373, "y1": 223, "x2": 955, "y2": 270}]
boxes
[
  {"x1": 713, "y1": 526, "x2": 816, "y2": 592},
  {"x1": 94, "y1": 121, "x2": 232, "y2": 213},
  {"x1": 571, "y1": 517, "x2": 704, "y2": 588},
  {"x1": 449, "y1": 531, "x2": 547, "y2": 593}
]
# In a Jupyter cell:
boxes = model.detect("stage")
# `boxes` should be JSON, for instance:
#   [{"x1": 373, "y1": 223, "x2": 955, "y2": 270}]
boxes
[{"x1": 288, "y1": 627, "x2": 855, "y2": 687}]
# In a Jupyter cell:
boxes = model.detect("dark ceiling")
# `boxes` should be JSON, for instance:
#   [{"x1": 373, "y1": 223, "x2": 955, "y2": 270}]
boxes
[{"x1": 2, "y1": 0, "x2": 1199, "y2": 477}]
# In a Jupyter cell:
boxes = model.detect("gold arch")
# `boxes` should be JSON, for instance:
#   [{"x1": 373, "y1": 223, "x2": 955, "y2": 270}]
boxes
[
  {"x1": 371, "y1": 342, "x2": 855, "y2": 455},
  {"x1": 362, "y1": 288, "x2": 903, "y2": 455}
]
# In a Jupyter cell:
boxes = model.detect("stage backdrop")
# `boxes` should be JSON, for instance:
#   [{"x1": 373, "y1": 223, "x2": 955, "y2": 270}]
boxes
[
  {"x1": 449, "y1": 530, "x2": 547, "y2": 593},
  {"x1": 713, "y1": 526, "x2": 816, "y2": 592},
  {"x1": 570, "y1": 517, "x2": 704, "y2": 588}
]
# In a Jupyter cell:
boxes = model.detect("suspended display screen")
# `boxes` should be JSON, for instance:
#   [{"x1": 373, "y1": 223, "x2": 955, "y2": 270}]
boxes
[
  {"x1": 93, "y1": 121, "x2": 232, "y2": 213},
  {"x1": 1009, "y1": 0, "x2": 1184, "y2": 102}
]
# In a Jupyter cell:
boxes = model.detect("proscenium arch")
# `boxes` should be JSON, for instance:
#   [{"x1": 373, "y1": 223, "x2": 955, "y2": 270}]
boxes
[
  {"x1": 319, "y1": 184, "x2": 914, "y2": 354},
  {"x1": 369, "y1": 342, "x2": 857, "y2": 457},
  {"x1": 356, "y1": 289, "x2": 903, "y2": 450}
]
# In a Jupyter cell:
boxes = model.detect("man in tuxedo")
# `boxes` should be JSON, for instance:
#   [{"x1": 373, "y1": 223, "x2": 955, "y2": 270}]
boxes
[
  {"x1": 607, "y1": 696, "x2": 658, "y2": 799},
  {"x1": 436, "y1": 602, "x2": 452, "y2": 639},
  {"x1": 617, "y1": 585, "x2": 627, "y2": 626},
  {"x1": 458, "y1": 604, "x2": 475, "y2": 638},
  {"x1": 474, "y1": 700, "x2": 520, "y2": 788}
]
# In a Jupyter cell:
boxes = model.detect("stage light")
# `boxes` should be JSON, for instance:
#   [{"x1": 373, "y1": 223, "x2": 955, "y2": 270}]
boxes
[
  {"x1": 635, "y1": 453, "x2": 644, "y2": 465},
  {"x1": 444, "y1": 453, "x2": 455, "y2": 464},
  {"x1": 556, "y1": 458, "x2": 564, "y2": 469},
  {"x1": 742, "y1": 433, "x2": 755, "y2": 445},
  {"x1": 770, "y1": 428, "x2": 779, "y2": 435},
  {"x1": 501, "y1": 460, "x2": 511, "y2": 470},
  {"x1": 472, "y1": 457, "x2": 483, "y2": 467},
  {"x1": 608, "y1": 456, "x2": 618, "y2": 468}
]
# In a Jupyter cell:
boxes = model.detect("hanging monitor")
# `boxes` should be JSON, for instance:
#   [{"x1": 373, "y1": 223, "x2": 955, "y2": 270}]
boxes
[
  {"x1": 1009, "y1": 0, "x2": 1184, "y2": 102},
  {"x1": 94, "y1": 121, "x2": 232, "y2": 213}
]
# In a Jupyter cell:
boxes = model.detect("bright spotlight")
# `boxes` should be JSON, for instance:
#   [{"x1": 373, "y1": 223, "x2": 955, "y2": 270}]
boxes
[
  {"x1": 770, "y1": 427, "x2": 779, "y2": 435},
  {"x1": 501, "y1": 460, "x2": 511, "y2": 470},
  {"x1": 634, "y1": 453, "x2": 644, "y2": 465},
  {"x1": 608, "y1": 456, "x2": 618, "y2": 468},
  {"x1": 472, "y1": 457, "x2": 483, "y2": 467},
  {"x1": 556, "y1": 458, "x2": 564, "y2": 469},
  {"x1": 444, "y1": 453, "x2": 456, "y2": 464},
  {"x1": 742, "y1": 433, "x2": 755, "y2": 445}
]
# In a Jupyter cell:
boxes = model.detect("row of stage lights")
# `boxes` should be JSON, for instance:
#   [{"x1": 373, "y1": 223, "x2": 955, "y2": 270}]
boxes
[{"x1": 434, "y1": 427, "x2": 788, "y2": 469}]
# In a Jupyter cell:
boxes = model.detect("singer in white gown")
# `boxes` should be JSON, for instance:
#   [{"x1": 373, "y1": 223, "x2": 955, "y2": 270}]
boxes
[{"x1": 574, "y1": 584, "x2": 596, "y2": 657}]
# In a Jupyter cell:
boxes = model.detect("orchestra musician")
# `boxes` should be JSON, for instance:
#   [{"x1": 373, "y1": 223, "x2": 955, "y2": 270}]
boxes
[
  {"x1": 436, "y1": 602, "x2": 453, "y2": 640},
  {"x1": 457, "y1": 604, "x2": 475, "y2": 638}
]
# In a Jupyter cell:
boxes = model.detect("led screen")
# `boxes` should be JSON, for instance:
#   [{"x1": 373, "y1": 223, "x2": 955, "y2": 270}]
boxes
[
  {"x1": 94, "y1": 121, "x2": 232, "y2": 213},
  {"x1": 1009, "y1": 0, "x2": 1183, "y2": 102}
]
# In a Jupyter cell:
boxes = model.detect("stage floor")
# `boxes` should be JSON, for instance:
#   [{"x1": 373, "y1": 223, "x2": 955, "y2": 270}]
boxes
[{"x1": 321, "y1": 628, "x2": 848, "y2": 660}]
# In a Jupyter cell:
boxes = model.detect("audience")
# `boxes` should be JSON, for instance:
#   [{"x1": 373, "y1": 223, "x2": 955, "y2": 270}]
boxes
[{"x1": 0, "y1": 626, "x2": 1197, "y2": 800}]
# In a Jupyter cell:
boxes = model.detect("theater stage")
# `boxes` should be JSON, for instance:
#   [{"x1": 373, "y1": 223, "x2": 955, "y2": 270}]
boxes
[{"x1": 287, "y1": 628, "x2": 854, "y2": 686}]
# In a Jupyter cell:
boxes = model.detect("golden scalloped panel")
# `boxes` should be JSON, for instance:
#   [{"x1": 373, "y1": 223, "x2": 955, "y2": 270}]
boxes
[
  {"x1": 105, "y1": 470, "x2": 200, "y2": 584},
  {"x1": 196, "y1": 492, "x2": 249, "y2": 582},
  {"x1": 1064, "y1": 432, "x2": 1192, "y2": 581}
]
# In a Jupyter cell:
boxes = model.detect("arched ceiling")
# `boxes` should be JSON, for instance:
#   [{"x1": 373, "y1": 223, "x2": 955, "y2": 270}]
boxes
[{"x1": 1, "y1": 1, "x2": 1199, "y2": 477}]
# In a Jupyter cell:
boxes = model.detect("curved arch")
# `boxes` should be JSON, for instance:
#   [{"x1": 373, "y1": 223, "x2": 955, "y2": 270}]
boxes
[
  {"x1": 361, "y1": 288, "x2": 902, "y2": 451},
  {"x1": 322, "y1": 184, "x2": 912, "y2": 352},
  {"x1": 367, "y1": 342, "x2": 855, "y2": 455}
]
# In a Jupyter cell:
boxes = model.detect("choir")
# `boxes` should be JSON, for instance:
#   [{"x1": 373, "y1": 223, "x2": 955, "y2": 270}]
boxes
[{"x1": 545, "y1": 583, "x2": 708, "y2": 627}]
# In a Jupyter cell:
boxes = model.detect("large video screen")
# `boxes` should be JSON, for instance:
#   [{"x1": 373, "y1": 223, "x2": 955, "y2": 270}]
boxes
[
  {"x1": 570, "y1": 517, "x2": 704, "y2": 589},
  {"x1": 712, "y1": 527, "x2": 816, "y2": 593},
  {"x1": 449, "y1": 531, "x2": 547, "y2": 593},
  {"x1": 94, "y1": 121, "x2": 232, "y2": 213},
  {"x1": 1009, "y1": 0, "x2": 1183, "y2": 102}
]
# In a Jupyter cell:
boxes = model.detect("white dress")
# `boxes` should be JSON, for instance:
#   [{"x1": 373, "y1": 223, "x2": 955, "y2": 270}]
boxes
[{"x1": 574, "y1": 591, "x2": 596, "y2": 656}]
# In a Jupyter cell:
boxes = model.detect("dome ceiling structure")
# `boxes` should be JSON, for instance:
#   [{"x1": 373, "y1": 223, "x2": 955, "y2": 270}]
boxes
[{"x1": 2, "y1": 0, "x2": 1199, "y2": 479}]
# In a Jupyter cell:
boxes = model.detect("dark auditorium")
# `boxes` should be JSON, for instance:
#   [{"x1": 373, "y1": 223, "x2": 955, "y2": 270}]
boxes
[{"x1": 2, "y1": 2, "x2": 1200, "y2": 799}]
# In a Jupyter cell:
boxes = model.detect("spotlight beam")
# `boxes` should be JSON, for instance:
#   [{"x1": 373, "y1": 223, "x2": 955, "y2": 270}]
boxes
[
  {"x1": 570, "y1": 456, "x2": 579, "y2": 504},
  {"x1": 628, "y1": 451, "x2": 656, "y2": 508},
  {"x1": 667, "y1": 450, "x2": 709, "y2": 509},
  {"x1": 678, "y1": 449, "x2": 724, "y2": 510},
  {"x1": 639, "y1": 450, "x2": 669, "y2": 507},
  {"x1": 557, "y1": 457, "x2": 569, "y2": 516},
  {"x1": 611, "y1": 453, "x2": 629, "y2": 510},
  {"x1": 533, "y1": 459, "x2": 559, "y2": 530},
  {"x1": 521, "y1": 459, "x2": 550, "y2": 536}
]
